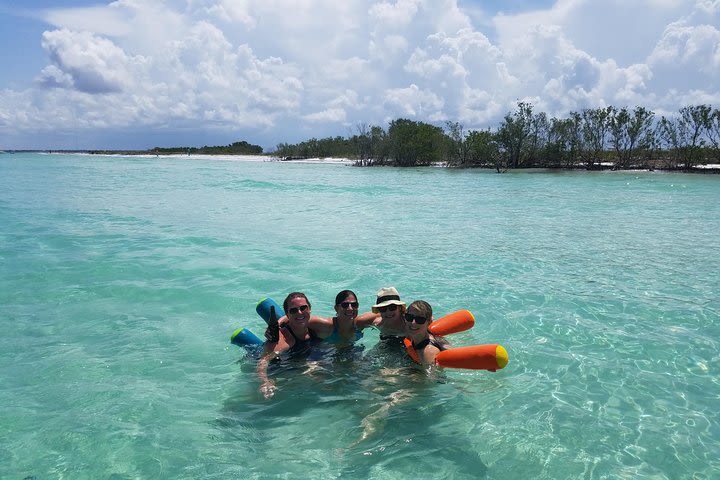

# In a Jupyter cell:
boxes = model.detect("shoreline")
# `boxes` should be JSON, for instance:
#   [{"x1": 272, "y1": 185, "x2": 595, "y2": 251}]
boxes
[
  {"x1": 76, "y1": 152, "x2": 355, "y2": 165},
  {"x1": 6, "y1": 151, "x2": 719, "y2": 172},
  {"x1": 30, "y1": 151, "x2": 355, "y2": 165}
]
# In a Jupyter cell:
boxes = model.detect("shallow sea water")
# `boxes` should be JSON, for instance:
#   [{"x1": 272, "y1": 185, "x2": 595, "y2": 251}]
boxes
[{"x1": 1, "y1": 153, "x2": 718, "y2": 479}]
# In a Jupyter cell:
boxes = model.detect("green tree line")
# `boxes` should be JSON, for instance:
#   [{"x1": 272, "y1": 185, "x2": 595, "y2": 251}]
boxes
[
  {"x1": 272, "y1": 103, "x2": 720, "y2": 171},
  {"x1": 150, "y1": 140, "x2": 263, "y2": 155}
]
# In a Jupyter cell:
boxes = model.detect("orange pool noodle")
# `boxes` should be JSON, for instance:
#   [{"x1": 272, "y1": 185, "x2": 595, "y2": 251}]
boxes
[
  {"x1": 428, "y1": 310, "x2": 475, "y2": 336},
  {"x1": 435, "y1": 344, "x2": 509, "y2": 371}
]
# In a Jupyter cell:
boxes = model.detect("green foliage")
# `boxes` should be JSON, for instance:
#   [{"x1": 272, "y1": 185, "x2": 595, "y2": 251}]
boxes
[
  {"x1": 465, "y1": 129, "x2": 499, "y2": 168},
  {"x1": 709, "y1": 109, "x2": 720, "y2": 161},
  {"x1": 274, "y1": 136, "x2": 356, "y2": 159},
  {"x1": 77, "y1": 104, "x2": 720, "y2": 172},
  {"x1": 609, "y1": 106, "x2": 655, "y2": 169},
  {"x1": 386, "y1": 118, "x2": 448, "y2": 167},
  {"x1": 581, "y1": 106, "x2": 614, "y2": 169},
  {"x1": 150, "y1": 140, "x2": 263, "y2": 155},
  {"x1": 495, "y1": 102, "x2": 534, "y2": 169},
  {"x1": 545, "y1": 115, "x2": 581, "y2": 168},
  {"x1": 270, "y1": 102, "x2": 720, "y2": 172}
]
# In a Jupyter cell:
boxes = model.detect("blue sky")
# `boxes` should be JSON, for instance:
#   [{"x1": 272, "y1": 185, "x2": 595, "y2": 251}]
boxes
[{"x1": 1, "y1": 0, "x2": 718, "y2": 151}]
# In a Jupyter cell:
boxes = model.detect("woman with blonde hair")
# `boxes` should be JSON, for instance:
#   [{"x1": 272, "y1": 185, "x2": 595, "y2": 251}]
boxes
[{"x1": 403, "y1": 300, "x2": 450, "y2": 365}]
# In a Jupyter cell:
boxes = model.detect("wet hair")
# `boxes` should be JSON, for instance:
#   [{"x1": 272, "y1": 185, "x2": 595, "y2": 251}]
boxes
[
  {"x1": 283, "y1": 292, "x2": 311, "y2": 312},
  {"x1": 335, "y1": 289, "x2": 357, "y2": 306},
  {"x1": 408, "y1": 300, "x2": 432, "y2": 321}
]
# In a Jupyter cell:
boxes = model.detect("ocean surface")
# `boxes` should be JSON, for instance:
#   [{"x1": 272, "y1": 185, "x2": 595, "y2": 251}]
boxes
[{"x1": 1, "y1": 152, "x2": 718, "y2": 479}]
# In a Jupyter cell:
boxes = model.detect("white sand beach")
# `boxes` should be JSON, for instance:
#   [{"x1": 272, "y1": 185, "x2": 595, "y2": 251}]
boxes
[{"x1": 82, "y1": 152, "x2": 354, "y2": 165}]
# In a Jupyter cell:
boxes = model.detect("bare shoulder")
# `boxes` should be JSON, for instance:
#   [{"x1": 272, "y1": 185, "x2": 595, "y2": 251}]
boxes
[
  {"x1": 308, "y1": 315, "x2": 333, "y2": 336},
  {"x1": 421, "y1": 343, "x2": 442, "y2": 364}
]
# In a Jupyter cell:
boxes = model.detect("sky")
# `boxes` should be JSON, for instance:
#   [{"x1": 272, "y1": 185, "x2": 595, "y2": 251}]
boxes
[{"x1": 0, "y1": 0, "x2": 718, "y2": 151}]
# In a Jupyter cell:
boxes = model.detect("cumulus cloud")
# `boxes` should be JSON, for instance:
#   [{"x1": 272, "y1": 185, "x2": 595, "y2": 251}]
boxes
[
  {"x1": 383, "y1": 84, "x2": 445, "y2": 119},
  {"x1": 38, "y1": 29, "x2": 136, "y2": 93},
  {"x1": 303, "y1": 108, "x2": 347, "y2": 123},
  {"x1": 204, "y1": 0, "x2": 256, "y2": 27},
  {"x1": 369, "y1": 0, "x2": 421, "y2": 27},
  {"x1": 1, "y1": 0, "x2": 719, "y2": 149},
  {"x1": 42, "y1": 4, "x2": 133, "y2": 36},
  {"x1": 649, "y1": 22, "x2": 720, "y2": 76}
]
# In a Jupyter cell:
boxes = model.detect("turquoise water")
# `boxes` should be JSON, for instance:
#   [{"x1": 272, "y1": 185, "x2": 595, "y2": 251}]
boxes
[{"x1": 1, "y1": 153, "x2": 718, "y2": 479}]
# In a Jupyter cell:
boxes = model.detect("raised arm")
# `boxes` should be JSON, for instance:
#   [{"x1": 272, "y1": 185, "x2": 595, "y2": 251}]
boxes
[{"x1": 354, "y1": 311, "x2": 380, "y2": 330}]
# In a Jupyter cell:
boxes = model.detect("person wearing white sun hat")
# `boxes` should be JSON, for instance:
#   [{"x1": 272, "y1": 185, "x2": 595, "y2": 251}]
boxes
[{"x1": 355, "y1": 286, "x2": 407, "y2": 345}]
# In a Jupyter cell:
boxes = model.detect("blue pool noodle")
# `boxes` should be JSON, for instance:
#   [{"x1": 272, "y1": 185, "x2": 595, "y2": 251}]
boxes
[
  {"x1": 229, "y1": 297, "x2": 284, "y2": 349},
  {"x1": 230, "y1": 327, "x2": 263, "y2": 347},
  {"x1": 256, "y1": 297, "x2": 284, "y2": 324}
]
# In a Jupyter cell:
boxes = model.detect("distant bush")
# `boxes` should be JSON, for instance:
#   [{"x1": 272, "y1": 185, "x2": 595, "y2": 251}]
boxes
[
  {"x1": 151, "y1": 140, "x2": 263, "y2": 155},
  {"x1": 268, "y1": 103, "x2": 720, "y2": 172}
]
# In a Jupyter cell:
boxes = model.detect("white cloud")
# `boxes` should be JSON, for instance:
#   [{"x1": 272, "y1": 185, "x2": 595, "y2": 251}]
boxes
[
  {"x1": 494, "y1": 0, "x2": 691, "y2": 66},
  {"x1": 204, "y1": 0, "x2": 256, "y2": 27},
  {"x1": 369, "y1": 0, "x2": 421, "y2": 27},
  {"x1": 43, "y1": 4, "x2": 132, "y2": 36},
  {"x1": 383, "y1": 84, "x2": 444, "y2": 118},
  {"x1": 378, "y1": 34, "x2": 410, "y2": 57},
  {"x1": 1, "y1": 0, "x2": 719, "y2": 149},
  {"x1": 38, "y1": 29, "x2": 136, "y2": 93},
  {"x1": 649, "y1": 22, "x2": 720, "y2": 76},
  {"x1": 36, "y1": 64, "x2": 74, "y2": 89},
  {"x1": 303, "y1": 108, "x2": 347, "y2": 123},
  {"x1": 695, "y1": 0, "x2": 720, "y2": 15}
]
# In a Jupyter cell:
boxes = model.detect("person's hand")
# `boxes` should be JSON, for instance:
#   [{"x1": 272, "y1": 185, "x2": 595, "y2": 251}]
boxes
[
  {"x1": 260, "y1": 380, "x2": 277, "y2": 399},
  {"x1": 264, "y1": 306, "x2": 280, "y2": 342}
]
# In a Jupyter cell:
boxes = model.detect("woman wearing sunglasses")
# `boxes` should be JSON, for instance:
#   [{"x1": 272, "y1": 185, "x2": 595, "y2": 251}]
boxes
[
  {"x1": 354, "y1": 287, "x2": 408, "y2": 345},
  {"x1": 403, "y1": 300, "x2": 450, "y2": 365},
  {"x1": 309, "y1": 290, "x2": 365, "y2": 344},
  {"x1": 257, "y1": 292, "x2": 323, "y2": 399}
]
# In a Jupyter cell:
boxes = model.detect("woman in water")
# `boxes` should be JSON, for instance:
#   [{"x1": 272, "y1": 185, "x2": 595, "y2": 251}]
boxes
[
  {"x1": 357, "y1": 299, "x2": 450, "y2": 442},
  {"x1": 402, "y1": 300, "x2": 450, "y2": 365},
  {"x1": 309, "y1": 290, "x2": 365, "y2": 344},
  {"x1": 257, "y1": 292, "x2": 323, "y2": 399},
  {"x1": 355, "y1": 286, "x2": 408, "y2": 346}
]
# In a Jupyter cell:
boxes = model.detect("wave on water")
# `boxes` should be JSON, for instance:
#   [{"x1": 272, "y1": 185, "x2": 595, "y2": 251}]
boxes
[{"x1": 1, "y1": 154, "x2": 719, "y2": 479}]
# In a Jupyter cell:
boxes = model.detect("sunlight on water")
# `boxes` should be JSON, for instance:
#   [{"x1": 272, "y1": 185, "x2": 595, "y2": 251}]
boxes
[{"x1": 1, "y1": 153, "x2": 719, "y2": 479}]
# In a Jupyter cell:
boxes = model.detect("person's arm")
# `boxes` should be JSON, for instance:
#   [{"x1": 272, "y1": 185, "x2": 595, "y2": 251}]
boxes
[
  {"x1": 354, "y1": 312, "x2": 380, "y2": 330},
  {"x1": 257, "y1": 343, "x2": 278, "y2": 399},
  {"x1": 263, "y1": 306, "x2": 282, "y2": 342},
  {"x1": 419, "y1": 344, "x2": 442, "y2": 365},
  {"x1": 420, "y1": 335, "x2": 449, "y2": 365},
  {"x1": 308, "y1": 315, "x2": 334, "y2": 338}
]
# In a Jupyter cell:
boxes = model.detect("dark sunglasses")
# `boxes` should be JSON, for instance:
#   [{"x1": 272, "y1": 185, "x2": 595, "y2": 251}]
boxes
[
  {"x1": 340, "y1": 301, "x2": 359, "y2": 309},
  {"x1": 287, "y1": 304, "x2": 309, "y2": 314},
  {"x1": 377, "y1": 304, "x2": 398, "y2": 313},
  {"x1": 404, "y1": 313, "x2": 428, "y2": 324}
]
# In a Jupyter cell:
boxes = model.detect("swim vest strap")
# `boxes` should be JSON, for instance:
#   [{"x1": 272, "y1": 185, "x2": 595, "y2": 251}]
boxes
[{"x1": 403, "y1": 338, "x2": 421, "y2": 364}]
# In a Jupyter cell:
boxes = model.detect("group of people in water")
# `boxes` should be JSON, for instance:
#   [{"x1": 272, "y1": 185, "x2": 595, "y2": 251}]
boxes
[{"x1": 256, "y1": 287, "x2": 449, "y2": 399}]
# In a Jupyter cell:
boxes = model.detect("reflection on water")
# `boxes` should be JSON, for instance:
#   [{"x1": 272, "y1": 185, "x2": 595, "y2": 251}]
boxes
[{"x1": 219, "y1": 341, "x2": 488, "y2": 479}]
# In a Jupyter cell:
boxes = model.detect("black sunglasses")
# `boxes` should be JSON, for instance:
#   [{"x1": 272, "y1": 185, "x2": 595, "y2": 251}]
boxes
[
  {"x1": 340, "y1": 301, "x2": 359, "y2": 309},
  {"x1": 287, "y1": 304, "x2": 309, "y2": 314},
  {"x1": 377, "y1": 304, "x2": 398, "y2": 313},
  {"x1": 404, "y1": 313, "x2": 428, "y2": 324}
]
